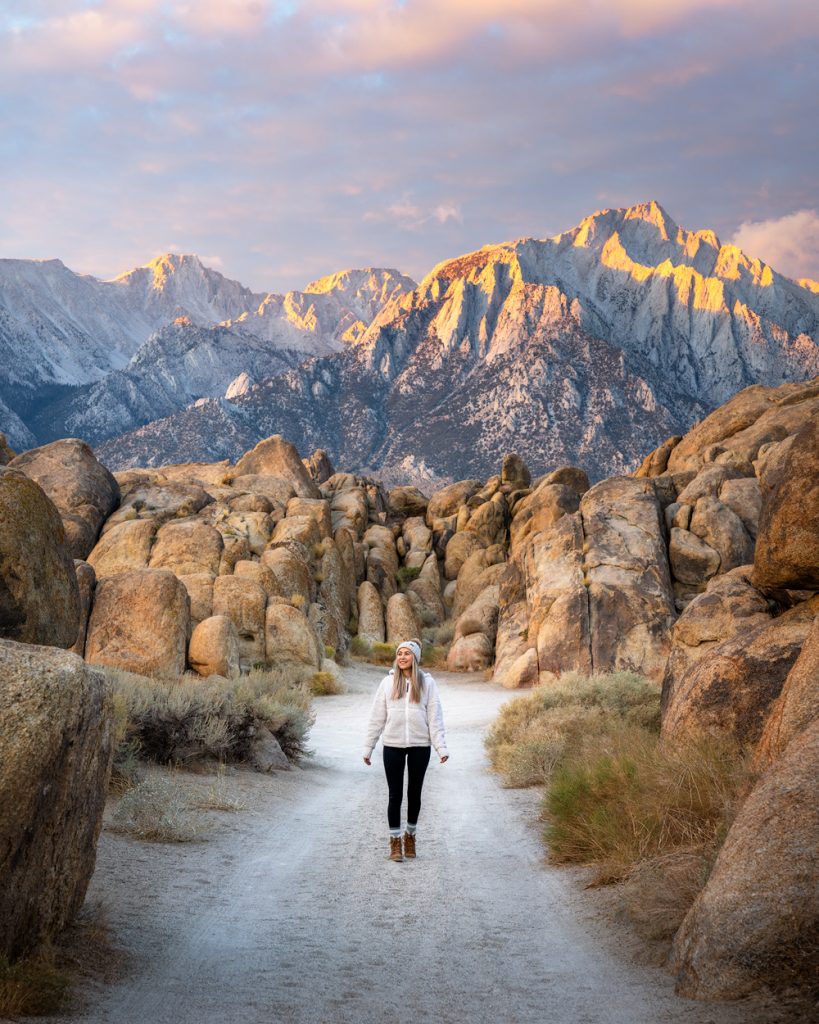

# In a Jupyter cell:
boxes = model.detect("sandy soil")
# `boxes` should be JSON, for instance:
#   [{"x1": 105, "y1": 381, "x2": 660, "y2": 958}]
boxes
[{"x1": 32, "y1": 664, "x2": 789, "y2": 1024}]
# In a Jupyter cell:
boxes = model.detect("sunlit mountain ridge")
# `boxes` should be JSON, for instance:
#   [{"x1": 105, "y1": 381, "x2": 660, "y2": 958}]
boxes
[{"x1": 1, "y1": 201, "x2": 817, "y2": 482}]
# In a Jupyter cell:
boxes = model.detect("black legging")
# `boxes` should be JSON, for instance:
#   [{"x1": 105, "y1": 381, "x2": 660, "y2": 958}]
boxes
[{"x1": 382, "y1": 746, "x2": 431, "y2": 830}]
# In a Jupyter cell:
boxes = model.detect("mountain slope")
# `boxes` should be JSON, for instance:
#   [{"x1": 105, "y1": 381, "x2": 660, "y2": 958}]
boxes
[{"x1": 97, "y1": 201, "x2": 819, "y2": 482}]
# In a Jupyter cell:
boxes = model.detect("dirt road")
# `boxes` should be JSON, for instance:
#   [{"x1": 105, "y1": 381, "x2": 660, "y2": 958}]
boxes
[{"x1": 43, "y1": 665, "x2": 766, "y2": 1024}]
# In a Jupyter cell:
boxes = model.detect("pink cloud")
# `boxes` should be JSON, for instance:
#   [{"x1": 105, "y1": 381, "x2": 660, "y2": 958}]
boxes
[{"x1": 730, "y1": 210, "x2": 819, "y2": 282}]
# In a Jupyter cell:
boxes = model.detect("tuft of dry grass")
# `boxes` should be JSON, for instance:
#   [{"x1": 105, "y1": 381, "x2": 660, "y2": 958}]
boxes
[
  {"x1": 194, "y1": 766, "x2": 248, "y2": 813},
  {"x1": 110, "y1": 774, "x2": 205, "y2": 842},
  {"x1": 0, "y1": 947, "x2": 71, "y2": 1017},
  {"x1": 370, "y1": 642, "x2": 397, "y2": 665},
  {"x1": 310, "y1": 670, "x2": 345, "y2": 696},
  {"x1": 420, "y1": 643, "x2": 449, "y2": 670},
  {"x1": 350, "y1": 635, "x2": 372, "y2": 658}
]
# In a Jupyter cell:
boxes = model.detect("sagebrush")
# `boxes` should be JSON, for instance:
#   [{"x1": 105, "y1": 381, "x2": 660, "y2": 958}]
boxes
[{"x1": 108, "y1": 664, "x2": 314, "y2": 767}]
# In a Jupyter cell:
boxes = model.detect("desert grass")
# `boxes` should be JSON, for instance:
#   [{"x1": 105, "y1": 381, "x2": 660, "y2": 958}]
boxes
[
  {"x1": 107, "y1": 663, "x2": 314, "y2": 769},
  {"x1": 0, "y1": 947, "x2": 71, "y2": 1017},
  {"x1": 485, "y1": 670, "x2": 750, "y2": 913},
  {"x1": 111, "y1": 774, "x2": 206, "y2": 842},
  {"x1": 485, "y1": 671, "x2": 659, "y2": 789},
  {"x1": 194, "y1": 766, "x2": 248, "y2": 813},
  {"x1": 544, "y1": 726, "x2": 748, "y2": 883},
  {"x1": 310, "y1": 670, "x2": 345, "y2": 696}
]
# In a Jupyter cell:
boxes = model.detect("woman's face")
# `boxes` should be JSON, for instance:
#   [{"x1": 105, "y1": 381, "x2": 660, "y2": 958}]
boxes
[{"x1": 396, "y1": 647, "x2": 414, "y2": 671}]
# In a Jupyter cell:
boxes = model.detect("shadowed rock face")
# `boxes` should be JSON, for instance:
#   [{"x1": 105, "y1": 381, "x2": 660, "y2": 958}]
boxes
[
  {"x1": 670, "y1": 719, "x2": 819, "y2": 1001},
  {"x1": 661, "y1": 598, "x2": 818, "y2": 747},
  {"x1": 752, "y1": 415, "x2": 819, "y2": 594},
  {"x1": 0, "y1": 468, "x2": 80, "y2": 648},
  {"x1": 0, "y1": 640, "x2": 113, "y2": 961},
  {"x1": 9, "y1": 438, "x2": 120, "y2": 559},
  {"x1": 755, "y1": 614, "x2": 819, "y2": 769}
]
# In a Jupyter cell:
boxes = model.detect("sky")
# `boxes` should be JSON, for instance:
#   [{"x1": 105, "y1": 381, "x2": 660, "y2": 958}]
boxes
[{"x1": 1, "y1": 0, "x2": 818, "y2": 293}]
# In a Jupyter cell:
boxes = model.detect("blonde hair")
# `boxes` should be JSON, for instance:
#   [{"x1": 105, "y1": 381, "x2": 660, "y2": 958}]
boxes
[{"x1": 391, "y1": 639, "x2": 424, "y2": 702}]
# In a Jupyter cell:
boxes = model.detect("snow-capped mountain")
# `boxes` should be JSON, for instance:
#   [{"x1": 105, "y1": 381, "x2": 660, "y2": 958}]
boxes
[
  {"x1": 0, "y1": 256, "x2": 416, "y2": 442},
  {"x1": 96, "y1": 201, "x2": 819, "y2": 482},
  {"x1": 4, "y1": 201, "x2": 818, "y2": 483}
]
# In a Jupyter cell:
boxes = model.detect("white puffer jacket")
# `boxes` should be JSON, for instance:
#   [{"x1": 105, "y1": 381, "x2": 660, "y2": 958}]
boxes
[{"x1": 364, "y1": 670, "x2": 449, "y2": 759}]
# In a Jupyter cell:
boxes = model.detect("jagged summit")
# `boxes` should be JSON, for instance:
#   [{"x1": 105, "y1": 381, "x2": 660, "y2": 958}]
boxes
[{"x1": 2, "y1": 201, "x2": 818, "y2": 484}]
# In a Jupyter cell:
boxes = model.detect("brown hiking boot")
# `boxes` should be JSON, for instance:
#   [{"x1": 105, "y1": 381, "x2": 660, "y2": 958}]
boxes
[
  {"x1": 389, "y1": 836, "x2": 403, "y2": 862},
  {"x1": 403, "y1": 832, "x2": 416, "y2": 858}
]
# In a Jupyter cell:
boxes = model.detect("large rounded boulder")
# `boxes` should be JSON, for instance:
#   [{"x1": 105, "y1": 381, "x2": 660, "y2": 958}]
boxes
[
  {"x1": 0, "y1": 468, "x2": 80, "y2": 648},
  {"x1": 10, "y1": 438, "x2": 120, "y2": 559},
  {"x1": 0, "y1": 640, "x2": 113, "y2": 960}
]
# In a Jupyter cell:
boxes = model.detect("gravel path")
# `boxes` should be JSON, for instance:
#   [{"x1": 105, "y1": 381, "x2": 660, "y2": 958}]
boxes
[{"x1": 39, "y1": 664, "x2": 771, "y2": 1024}]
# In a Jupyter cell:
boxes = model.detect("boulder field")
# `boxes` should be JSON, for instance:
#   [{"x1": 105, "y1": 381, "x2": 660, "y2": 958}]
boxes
[{"x1": 0, "y1": 377, "x2": 816, "y2": 995}]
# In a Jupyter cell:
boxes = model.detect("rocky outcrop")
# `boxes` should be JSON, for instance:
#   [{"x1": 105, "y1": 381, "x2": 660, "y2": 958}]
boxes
[
  {"x1": 71, "y1": 560, "x2": 96, "y2": 658},
  {"x1": 755, "y1": 614, "x2": 819, "y2": 768},
  {"x1": 0, "y1": 640, "x2": 113, "y2": 960},
  {"x1": 264, "y1": 601, "x2": 322, "y2": 669},
  {"x1": 661, "y1": 568, "x2": 773, "y2": 714},
  {"x1": 385, "y1": 593, "x2": 420, "y2": 644},
  {"x1": 188, "y1": 615, "x2": 240, "y2": 678},
  {"x1": 0, "y1": 468, "x2": 80, "y2": 648},
  {"x1": 669, "y1": 720, "x2": 819, "y2": 1000},
  {"x1": 661, "y1": 597, "x2": 818, "y2": 747},
  {"x1": 87, "y1": 518, "x2": 156, "y2": 577},
  {"x1": 752, "y1": 415, "x2": 819, "y2": 594},
  {"x1": 212, "y1": 576, "x2": 266, "y2": 668},
  {"x1": 234, "y1": 435, "x2": 320, "y2": 498},
  {"x1": 527, "y1": 478, "x2": 675, "y2": 684},
  {"x1": 9, "y1": 438, "x2": 120, "y2": 559},
  {"x1": 85, "y1": 569, "x2": 189, "y2": 677},
  {"x1": 303, "y1": 448, "x2": 335, "y2": 484},
  {"x1": 148, "y1": 519, "x2": 224, "y2": 576},
  {"x1": 357, "y1": 581, "x2": 385, "y2": 643}
]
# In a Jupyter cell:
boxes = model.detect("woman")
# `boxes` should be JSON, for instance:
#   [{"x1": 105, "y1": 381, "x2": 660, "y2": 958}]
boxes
[{"x1": 363, "y1": 638, "x2": 449, "y2": 862}]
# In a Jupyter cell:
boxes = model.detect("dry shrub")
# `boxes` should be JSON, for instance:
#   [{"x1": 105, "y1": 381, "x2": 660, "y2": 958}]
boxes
[
  {"x1": 194, "y1": 767, "x2": 248, "y2": 813},
  {"x1": 350, "y1": 635, "x2": 372, "y2": 658},
  {"x1": 620, "y1": 849, "x2": 713, "y2": 941},
  {"x1": 310, "y1": 670, "x2": 345, "y2": 696},
  {"x1": 420, "y1": 643, "x2": 449, "y2": 670},
  {"x1": 111, "y1": 774, "x2": 204, "y2": 842},
  {"x1": 0, "y1": 947, "x2": 71, "y2": 1017},
  {"x1": 107, "y1": 664, "x2": 314, "y2": 768},
  {"x1": 543, "y1": 728, "x2": 750, "y2": 883},
  {"x1": 370, "y1": 642, "x2": 396, "y2": 665},
  {"x1": 485, "y1": 671, "x2": 659, "y2": 788},
  {"x1": 432, "y1": 620, "x2": 455, "y2": 645},
  {"x1": 396, "y1": 565, "x2": 421, "y2": 588}
]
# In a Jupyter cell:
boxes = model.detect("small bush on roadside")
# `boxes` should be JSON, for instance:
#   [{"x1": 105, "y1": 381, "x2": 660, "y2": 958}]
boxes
[
  {"x1": 194, "y1": 766, "x2": 248, "y2": 813},
  {"x1": 485, "y1": 671, "x2": 659, "y2": 788},
  {"x1": 111, "y1": 774, "x2": 204, "y2": 842},
  {"x1": 310, "y1": 670, "x2": 345, "y2": 696},
  {"x1": 0, "y1": 948, "x2": 71, "y2": 1017},
  {"x1": 432, "y1": 620, "x2": 455, "y2": 645},
  {"x1": 350, "y1": 635, "x2": 372, "y2": 658},
  {"x1": 371, "y1": 642, "x2": 397, "y2": 665},
  {"x1": 324, "y1": 644, "x2": 336, "y2": 660},
  {"x1": 421, "y1": 643, "x2": 449, "y2": 670},
  {"x1": 106, "y1": 664, "x2": 314, "y2": 768}
]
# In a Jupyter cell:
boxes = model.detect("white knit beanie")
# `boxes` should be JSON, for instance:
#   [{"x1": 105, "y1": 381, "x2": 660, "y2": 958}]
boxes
[{"x1": 396, "y1": 639, "x2": 422, "y2": 663}]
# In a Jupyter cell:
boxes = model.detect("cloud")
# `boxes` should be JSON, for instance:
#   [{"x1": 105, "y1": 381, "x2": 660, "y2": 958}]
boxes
[
  {"x1": 730, "y1": 210, "x2": 819, "y2": 281},
  {"x1": 0, "y1": 1, "x2": 817, "y2": 292}
]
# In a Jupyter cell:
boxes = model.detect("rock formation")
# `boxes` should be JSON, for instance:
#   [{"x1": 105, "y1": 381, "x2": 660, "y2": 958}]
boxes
[{"x1": 0, "y1": 640, "x2": 113, "y2": 960}]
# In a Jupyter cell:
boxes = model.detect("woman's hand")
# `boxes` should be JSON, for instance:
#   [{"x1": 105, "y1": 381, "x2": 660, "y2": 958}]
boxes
[
  {"x1": 363, "y1": 756, "x2": 371, "y2": 766},
  {"x1": 440, "y1": 755, "x2": 449, "y2": 763}
]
